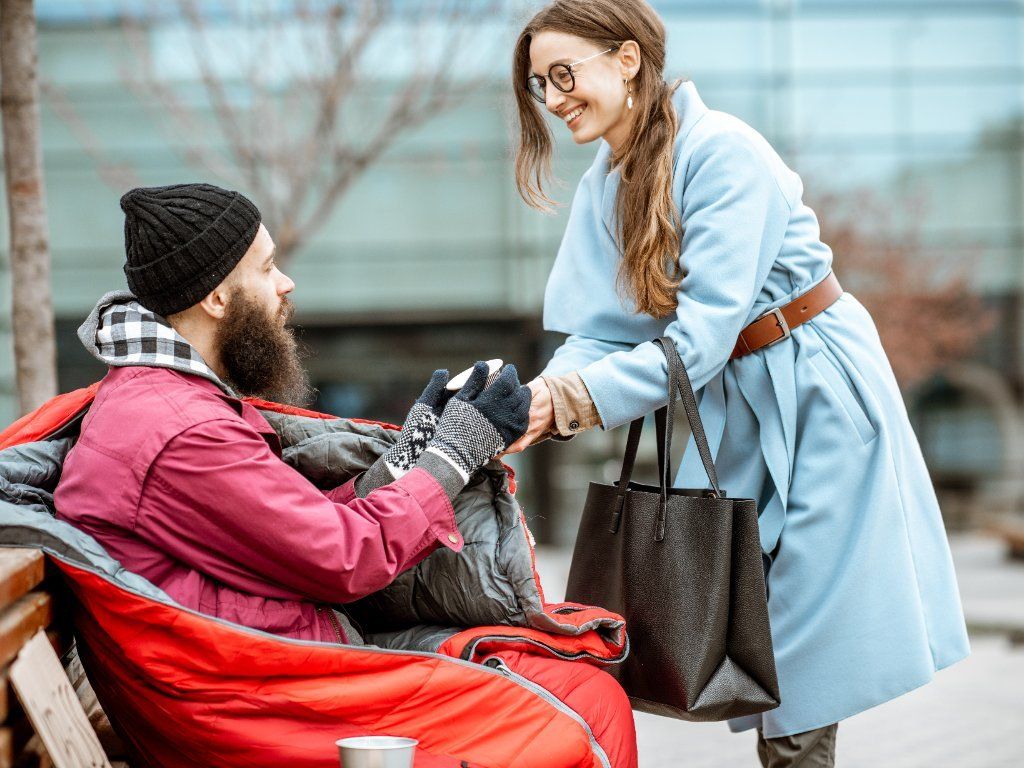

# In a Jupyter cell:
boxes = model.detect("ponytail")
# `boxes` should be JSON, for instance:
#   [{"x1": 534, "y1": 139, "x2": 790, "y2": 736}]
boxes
[{"x1": 613, "y1": 78, "x2": 683, "y2": 317}]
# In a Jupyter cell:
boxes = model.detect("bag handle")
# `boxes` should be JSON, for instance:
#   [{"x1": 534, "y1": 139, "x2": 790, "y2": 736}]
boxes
[
  {"x1": 654, "y1": 407, "x2": 676, "y2": 493},
  {"x1": 610, "y1": 417, "x2": 644, "y2": 533},
  {"x1": 615, "y1": 343, "x2": 680, "y2": 506},
  {"x1": 652, "y1": 337, "x2": 723, "y2": 540},
  {"x1": 653, "y1": 347, "x2": 678, "y2": 505},
  {"x1": 610, "y1": 337, "x2": 722, "y2": 538},
  {"x1": 653, "y1": 337, "x2": 721, "y2": 497}
]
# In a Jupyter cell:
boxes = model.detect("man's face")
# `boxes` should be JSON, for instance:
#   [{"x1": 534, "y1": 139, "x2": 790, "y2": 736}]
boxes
[
  {"x1": 227, "y1": 223, "x2": 294, "y2": 320},
  {"x1": 213, "y1": 225, "x2": 313, "y2": 405}
]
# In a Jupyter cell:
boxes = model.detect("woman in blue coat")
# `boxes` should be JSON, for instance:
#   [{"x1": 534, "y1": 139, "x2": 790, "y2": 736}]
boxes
[{"x1": 505, "y1": 1, "x2": 970, "y2": 764}]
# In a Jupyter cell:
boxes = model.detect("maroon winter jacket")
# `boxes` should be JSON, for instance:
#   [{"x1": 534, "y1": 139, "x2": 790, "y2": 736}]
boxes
[{"x1": 55, "y1": 365, "x2": 463, "y2": 643}]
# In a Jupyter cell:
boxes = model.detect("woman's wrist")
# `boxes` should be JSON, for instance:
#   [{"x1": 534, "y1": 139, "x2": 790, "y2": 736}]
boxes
[{"x1": 500, "y1": 377, "x2": 555, "y2": 455}]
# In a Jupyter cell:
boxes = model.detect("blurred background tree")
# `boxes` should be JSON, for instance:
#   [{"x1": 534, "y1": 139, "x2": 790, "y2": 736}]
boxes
[
  {"x1": 1, "y1": 0, "x2": 58, "y2": 415},
  {"x1": 42, "y1": 0, "x2": 497, "y2": 263},
  {"x1": 812, "y1": 189, "x2": 998, "y2": 391}
]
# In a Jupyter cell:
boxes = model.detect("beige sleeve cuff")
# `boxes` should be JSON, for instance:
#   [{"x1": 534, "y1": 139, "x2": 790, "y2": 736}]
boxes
[{"x1": 541, "y1": 372, "x2": 602, "y2": 437}]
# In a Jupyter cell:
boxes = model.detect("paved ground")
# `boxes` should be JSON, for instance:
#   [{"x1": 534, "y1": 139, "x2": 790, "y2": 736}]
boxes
[{"x1": 534, "y1": 533, "x2": 1024, "y2": 767}]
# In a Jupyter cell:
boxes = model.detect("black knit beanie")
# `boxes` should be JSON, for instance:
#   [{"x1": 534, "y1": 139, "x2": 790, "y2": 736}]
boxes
[{"x1": 120, "y1": 183, "x2": 262, "y2": 316}]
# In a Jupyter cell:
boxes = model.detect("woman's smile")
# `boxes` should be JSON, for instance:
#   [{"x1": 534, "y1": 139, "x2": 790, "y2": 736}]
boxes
[{"x1": 562, "y1": 104, "x2": 587, "y2": 128}]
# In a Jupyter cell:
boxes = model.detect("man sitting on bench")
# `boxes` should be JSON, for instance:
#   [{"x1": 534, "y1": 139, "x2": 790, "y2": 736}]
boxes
[{"x1": 54, "y1": 183, "x2": 637, "y2": 768}]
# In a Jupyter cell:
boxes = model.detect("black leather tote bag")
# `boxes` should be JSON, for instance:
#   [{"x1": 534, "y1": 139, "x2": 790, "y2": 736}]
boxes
[{"x1": 565, "y1": 337, "x2": 780, "y2": 721}]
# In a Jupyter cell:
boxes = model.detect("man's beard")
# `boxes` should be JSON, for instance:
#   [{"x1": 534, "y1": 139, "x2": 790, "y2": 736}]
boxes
[{"x1": 214, "y1": 289, "x2": 314, "y2": 407}]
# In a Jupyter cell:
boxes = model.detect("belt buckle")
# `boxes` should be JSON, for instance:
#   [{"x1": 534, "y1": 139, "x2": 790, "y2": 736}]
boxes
[{"x1": 760, "y1": 307, "x2": 791, "y2": 348}]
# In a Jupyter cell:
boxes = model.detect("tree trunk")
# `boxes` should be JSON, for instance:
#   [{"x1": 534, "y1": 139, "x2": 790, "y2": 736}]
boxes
[{"x1": 1, "y1": 0, "x2": 58, "y2": 415}]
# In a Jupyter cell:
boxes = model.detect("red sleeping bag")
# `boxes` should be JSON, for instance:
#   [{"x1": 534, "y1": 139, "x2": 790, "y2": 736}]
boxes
[{"x1": 0, "y1": 387, "x2": 630, "y2": 767}]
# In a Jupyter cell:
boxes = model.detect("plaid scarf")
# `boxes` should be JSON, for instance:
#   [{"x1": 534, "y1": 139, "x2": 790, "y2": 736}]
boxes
[{"x1": 85, "y1": 293, "x2": 229, "y2": 393}]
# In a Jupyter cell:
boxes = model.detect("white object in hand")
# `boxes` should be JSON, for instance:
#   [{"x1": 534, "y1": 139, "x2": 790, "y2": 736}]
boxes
[{"x1": 446, "y1": 358, "x2": 503, "y2": 391}]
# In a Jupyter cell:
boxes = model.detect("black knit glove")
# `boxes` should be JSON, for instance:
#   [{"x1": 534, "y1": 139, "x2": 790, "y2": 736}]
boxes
[
  {"x1": 424, "y1": 362, "x2": 531, "y2": 484},
  {"x1": 355, "y1": 370, "x2": 451, "y2": 498}
]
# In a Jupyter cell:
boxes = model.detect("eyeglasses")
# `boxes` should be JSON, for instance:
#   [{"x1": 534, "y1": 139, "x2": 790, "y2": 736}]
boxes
[{"x1": 526, "y1": 45, "x2": 619, "y2": 104}]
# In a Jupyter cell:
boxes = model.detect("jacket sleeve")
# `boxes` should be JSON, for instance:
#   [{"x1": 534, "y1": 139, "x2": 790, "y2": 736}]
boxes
[
  {"x1": 541, "y1": 334, "x2": 633, "y2": 378},
  {"x1": 575, "y1": 127, "x2": 792, "y2": 430},
  {"x1": 134, "y1": 417, "x2": 463, "y2": 603}
]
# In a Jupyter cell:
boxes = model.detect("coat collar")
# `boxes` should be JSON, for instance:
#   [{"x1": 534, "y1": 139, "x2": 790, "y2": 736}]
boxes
[
  {"x1": 599, "y1": 79, "x2": 708, "y2": 236},
  {"x1": 673, "y1": 79, "x2": 709, "y2": 150},
  {"x1": 593, "y1": 79, "x2": 708, "y2": 175}
]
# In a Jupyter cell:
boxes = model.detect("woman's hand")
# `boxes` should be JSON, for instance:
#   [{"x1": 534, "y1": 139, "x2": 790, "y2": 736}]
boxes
[{"x1": 501, "y1": 377, "x2": 554, "y2": 456}]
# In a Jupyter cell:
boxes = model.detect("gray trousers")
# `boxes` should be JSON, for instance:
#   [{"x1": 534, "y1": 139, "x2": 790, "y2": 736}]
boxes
[{"x1": 757, "y1": 723, "x2": 838, "y2": 768}]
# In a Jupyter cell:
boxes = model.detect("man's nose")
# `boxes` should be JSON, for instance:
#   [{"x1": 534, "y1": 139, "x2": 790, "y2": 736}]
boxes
[{"x1": 276, "y1": 269, "x2": 295, "y2": 296}]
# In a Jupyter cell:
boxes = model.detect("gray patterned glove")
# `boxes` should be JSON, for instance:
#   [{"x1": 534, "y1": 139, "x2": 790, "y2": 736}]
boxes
[
  {"x1": 355, "y1": 370, "x2": 450, "y2": 498},
  {"x1": 423, "y1": 362, "x2": 531, "y2": 486}
]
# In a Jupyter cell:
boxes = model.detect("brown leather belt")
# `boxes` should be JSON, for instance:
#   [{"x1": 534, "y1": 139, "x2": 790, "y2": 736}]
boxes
[{"x1": 730, "y1": 272, "x2": 842, "y2": 359}]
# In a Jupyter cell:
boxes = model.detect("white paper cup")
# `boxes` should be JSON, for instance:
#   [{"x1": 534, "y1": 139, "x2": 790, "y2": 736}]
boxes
[
  {"x1": 446, "y1": 358, "x2": 503, "y2": 391},
  {"x1": 336, "y1": 736, "x2": 417, "y2": 768}
]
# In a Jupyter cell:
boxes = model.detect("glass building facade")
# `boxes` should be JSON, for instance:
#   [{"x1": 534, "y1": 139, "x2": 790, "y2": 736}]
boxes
[{"x1": 2, "y1": 0, "x2": 1022, "y2": 541}]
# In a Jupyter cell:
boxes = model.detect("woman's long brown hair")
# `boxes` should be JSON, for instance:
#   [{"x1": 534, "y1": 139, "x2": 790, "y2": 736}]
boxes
[{"x1": 513, "y1": 0, "x2": 683, "y2": 317}]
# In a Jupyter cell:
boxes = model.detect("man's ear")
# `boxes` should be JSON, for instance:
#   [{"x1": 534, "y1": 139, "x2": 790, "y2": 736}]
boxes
[
  {"x1": 618, "y1": 40, "x2": 641, "y2": 81},
  {"x1": 198, "y1": 281, "x2": 231, "y2": 320}
]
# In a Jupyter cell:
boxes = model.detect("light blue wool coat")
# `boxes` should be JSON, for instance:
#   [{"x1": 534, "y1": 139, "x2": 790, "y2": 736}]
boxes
[{"x1": 541, "y1": 80, "x2": 970, "y2": 737}]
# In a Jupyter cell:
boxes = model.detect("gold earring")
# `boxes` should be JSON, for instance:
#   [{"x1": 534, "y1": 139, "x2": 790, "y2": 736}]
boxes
[{"x1": 624, "y1": 78, "x2": 633, "y2": 110}]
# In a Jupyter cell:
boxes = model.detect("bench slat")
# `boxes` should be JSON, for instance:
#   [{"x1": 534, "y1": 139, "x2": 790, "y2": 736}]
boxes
[
  {"x1": 0, "y1": 551, "x2": 44, "y2": 614},
  {"x1": 0, "y1": 595, "x2": 52, "y2": 671}
]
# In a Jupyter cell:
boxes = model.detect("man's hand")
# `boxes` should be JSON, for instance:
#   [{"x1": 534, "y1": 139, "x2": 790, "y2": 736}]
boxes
[
  {"x1": 355, "y1": 369, "x2": 449, "y2": 497},
  {"x1": 501, "y1": 377, "x2": 555, "y2": 456},
  {"x1": 426, "y1": 362, "x2": 531, "y2": 480}
]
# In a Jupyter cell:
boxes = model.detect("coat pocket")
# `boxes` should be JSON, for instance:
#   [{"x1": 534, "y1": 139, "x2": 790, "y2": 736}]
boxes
[{"x1": 808, "y1": 347, "x2": 878, "y2": 445}]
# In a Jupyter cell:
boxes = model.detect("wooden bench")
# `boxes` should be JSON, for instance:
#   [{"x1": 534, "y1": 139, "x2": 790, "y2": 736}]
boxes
[
  {"x1": 0, "y1": 547, "x2": 127, "y2": 768},
  {"x1": 0, "y1": 548, "x2": 54, "y2": 768}
]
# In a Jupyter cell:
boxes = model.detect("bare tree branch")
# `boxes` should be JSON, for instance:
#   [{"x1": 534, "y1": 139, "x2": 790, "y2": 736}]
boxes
[
  {"x1": 45, "y1": 0, "x2": 501, "y2": 263},
  {"x1": 118, "y1": 11, "x2": 240, "y2": 183},
  {"x1": 291, "y1": 0, "x2": 499, "y2": 248},
  {"x1": 812, "y1": 188, "x2": 998, "y2": 390},
  {"x1": 279, "y1": 0, "x2": 387, "y2": 239},
  {"x1": 39, "y1": 80, "x2": 141, "y2": 189},
  {"x1": 178, "y1": 0, "x2": 270, "y2": 201}
]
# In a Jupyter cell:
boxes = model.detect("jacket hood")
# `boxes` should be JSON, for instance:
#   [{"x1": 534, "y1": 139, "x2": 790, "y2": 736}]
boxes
[{"x1": 79, "y1": 291, "x2": 231, "y2": 394}]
